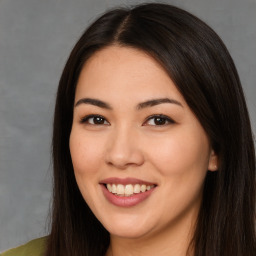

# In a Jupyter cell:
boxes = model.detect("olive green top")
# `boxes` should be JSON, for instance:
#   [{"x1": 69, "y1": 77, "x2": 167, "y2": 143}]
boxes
[{"x1": 0, "y1": 237, "x2": 47, "y2": 256}]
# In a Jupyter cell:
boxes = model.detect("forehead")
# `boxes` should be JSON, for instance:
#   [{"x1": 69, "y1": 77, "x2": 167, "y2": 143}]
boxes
[
  {"x1": 75, "y1": 45, "x2": 185, "y2": 105},
  {"x1": 81, "y1": 45, "x2": 167, "y2": 81}
]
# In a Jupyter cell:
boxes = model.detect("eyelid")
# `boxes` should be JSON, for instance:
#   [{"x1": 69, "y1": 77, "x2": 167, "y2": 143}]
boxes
[
  {"x1": 79, "y1": 114, "x2": 110, "y2": 125},
  {"x1": 143, "y1": 114, "x2": 175, "y2": 126}
]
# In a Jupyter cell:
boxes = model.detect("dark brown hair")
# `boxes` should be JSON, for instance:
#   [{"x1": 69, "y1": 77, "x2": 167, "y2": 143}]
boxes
[{"x1": 46, "y1": 3, "x2": 256, "y2": 256}]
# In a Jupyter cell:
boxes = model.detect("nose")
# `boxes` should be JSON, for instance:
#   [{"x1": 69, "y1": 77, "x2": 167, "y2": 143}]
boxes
[{"x1": 105, "y1": 126, "x2": 145, "y2": 169}]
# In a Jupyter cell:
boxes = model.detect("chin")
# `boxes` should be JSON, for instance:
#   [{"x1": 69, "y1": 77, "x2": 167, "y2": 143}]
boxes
[
  {"x1": 107, "y1": 226, "x2": 151, "y2": 239},
  {"x1": 99, "y1": 214, "x2": 155, "y2": 239}
]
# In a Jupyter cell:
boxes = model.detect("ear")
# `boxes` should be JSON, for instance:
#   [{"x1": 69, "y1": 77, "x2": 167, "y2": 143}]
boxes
[{"x1": 208, "y1": 149, "x2": 219, "y2": 171}]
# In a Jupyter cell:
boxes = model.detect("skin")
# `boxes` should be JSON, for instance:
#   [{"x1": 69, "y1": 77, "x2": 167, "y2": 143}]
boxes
[{"x1": 69, "y1": 45, "x2": 218, "y2": 256}]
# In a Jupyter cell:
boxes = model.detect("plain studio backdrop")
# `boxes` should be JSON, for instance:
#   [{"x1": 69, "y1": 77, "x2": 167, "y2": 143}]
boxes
[{"x1": 0, "y1": 0, "x2": 255, "y2": 252}]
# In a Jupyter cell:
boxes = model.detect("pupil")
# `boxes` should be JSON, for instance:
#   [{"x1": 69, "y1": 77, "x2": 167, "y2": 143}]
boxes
[
  {"x1": 94, "y1": 117, "x2": 104, "y2": 124},
  {"x1": 155, "y1": 117, "x2": 165, "y2": 125}
]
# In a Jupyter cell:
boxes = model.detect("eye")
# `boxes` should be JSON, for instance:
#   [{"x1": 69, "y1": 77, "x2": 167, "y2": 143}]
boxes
[
  {"x1": 80, "y1": 115, "x2": 110, "y2": 125},
  {"x1": 143, "y1": 114, "x2": 174, "y2": 126}
]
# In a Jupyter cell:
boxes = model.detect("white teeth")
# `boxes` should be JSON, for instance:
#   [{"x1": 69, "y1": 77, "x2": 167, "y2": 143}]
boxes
[
  {"x1": 134, "y1": 184, "x2": 141, "y2": 193},
  {"x1": 116, "y1": 184, "x2": 125, "y2": 195},
  {"x1": 107, "y1": 184, "x2": 112, "y2": 192},
  {"x1": 112, "y1": 184, "x2": 117, "y2": 193},
  {"x1": 125, "y1": 184, "x2": 133, "y2": 196},
  {"x1": 141, "y1": 184, "x2": 146, "y2": 192},
  {"x1": 106, "y1": 183, "x2": 155, "y2": 196}
]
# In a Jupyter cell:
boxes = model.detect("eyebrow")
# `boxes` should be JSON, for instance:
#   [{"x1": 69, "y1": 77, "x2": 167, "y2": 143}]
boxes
[
  {"x1": 136, "y1": 98, "x2": 183, "y2": 110},
  {"x1": 74, "y1": 97, "x2": 183, "y2": 110},
  {"x1": 75, "y1": 98, "x2": 112, "y2": 109}
]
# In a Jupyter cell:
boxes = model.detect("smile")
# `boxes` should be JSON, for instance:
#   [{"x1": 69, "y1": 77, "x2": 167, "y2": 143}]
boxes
[
  {"x1": 100, "y1": 178, "x2": 157, "y2": 207},
  {"x1": 101, "y1": 184, "x2": 156, "y2": 207},
  {"x1": 106, "y1": 184, "x2": 155, "y2": 197}
]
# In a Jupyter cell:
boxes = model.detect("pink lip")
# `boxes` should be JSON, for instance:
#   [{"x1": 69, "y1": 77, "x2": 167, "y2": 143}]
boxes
[
  {"x1": 100, "y1": 177, "x2": 156, "y2": 186},
  {"x1": 100, "y1": 177, "x2": 157, "y2": 207}
]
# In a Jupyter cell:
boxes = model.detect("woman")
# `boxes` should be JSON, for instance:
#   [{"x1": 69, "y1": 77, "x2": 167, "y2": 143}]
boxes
[{"x1": 2, "y1": 2, "x2": 255, "y2": 256}]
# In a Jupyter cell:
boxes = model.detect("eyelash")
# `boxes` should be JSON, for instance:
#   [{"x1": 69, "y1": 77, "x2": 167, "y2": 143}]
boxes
[
  {"x1": 79, "y1": 114, "x2": 175, "y2": 126},
  {"x1": 80, "y1": 114, "x2": 109, "y2": 125},
  {"x1": 143, "y1": 114, "x2": 175, "y2": 126}
]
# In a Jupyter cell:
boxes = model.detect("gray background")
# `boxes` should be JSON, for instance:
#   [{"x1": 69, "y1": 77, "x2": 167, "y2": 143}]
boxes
[{"x1": 0, "y1": 0, "x2": 255, "y2": 252}]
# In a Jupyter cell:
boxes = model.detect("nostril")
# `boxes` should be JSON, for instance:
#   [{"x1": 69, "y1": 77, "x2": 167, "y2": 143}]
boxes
[{"x1": 105, "y1": 149, "x2": 145, "y2": 169}]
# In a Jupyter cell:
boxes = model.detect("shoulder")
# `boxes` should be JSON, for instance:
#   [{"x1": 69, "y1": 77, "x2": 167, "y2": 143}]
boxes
[{"x1": 1, "y1": 237, "x2": 47, "y2": 256}]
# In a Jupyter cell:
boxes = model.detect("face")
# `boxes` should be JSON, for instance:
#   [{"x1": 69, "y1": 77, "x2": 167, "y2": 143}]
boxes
[{"x1": 69, "y1": 46, "x2": 218, "y2": 239}]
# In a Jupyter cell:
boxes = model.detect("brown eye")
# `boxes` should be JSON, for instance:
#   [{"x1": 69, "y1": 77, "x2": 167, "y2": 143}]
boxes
[
  {"x1": 144, "y1": 115, "x2": 174, "y2": 126},
  {"x1": 153, "y1": 117, "x2": 167, "y2": 125},
  {"x1": 80, "y1": 115, "x2": 109, "y2": 125},
  {"x1": 91, "y1": 116, "x2": 105, "y2": 124}
]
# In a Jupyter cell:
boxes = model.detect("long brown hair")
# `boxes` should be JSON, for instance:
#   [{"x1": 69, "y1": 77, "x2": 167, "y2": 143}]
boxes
[{"x1": 46, "y1": 3, "x2": 256, "y2": 256}]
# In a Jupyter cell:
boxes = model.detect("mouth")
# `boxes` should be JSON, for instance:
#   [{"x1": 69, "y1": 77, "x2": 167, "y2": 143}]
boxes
[
  {"x1": 100, "y1": 177, "x2": 157, "y2": 207},
  {"x1": 104, "y1": 183, "x2": 156, "y2": 197}
]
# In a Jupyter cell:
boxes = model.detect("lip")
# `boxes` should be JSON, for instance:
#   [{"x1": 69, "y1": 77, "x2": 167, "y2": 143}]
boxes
[
  {"x1": 100, "y1": 177, "x2": 157, "y2": 207},
  {"x1": 100, "y1": 177, "x2": 156, "y2": 186}
]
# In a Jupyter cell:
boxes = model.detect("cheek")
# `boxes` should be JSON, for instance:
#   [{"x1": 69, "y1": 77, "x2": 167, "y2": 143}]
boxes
[
  {"x1": 147, "y1": 128, "x2": 210, "y2": 177},
  {"x1": 69, "y1": 129, "x2": 106, "y2": 210},
  {"x1": 69, "y1": 129, "x2": 105, "y2": 176}
]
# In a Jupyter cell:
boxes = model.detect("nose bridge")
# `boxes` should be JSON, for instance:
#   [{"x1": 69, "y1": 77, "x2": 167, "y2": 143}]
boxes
[{"x1": 105, "y1": 123, "x2": 144, "y2": 168}]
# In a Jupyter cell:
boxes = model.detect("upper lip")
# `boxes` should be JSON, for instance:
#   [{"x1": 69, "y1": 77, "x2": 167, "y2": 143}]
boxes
[{"x1": 100, "y1": 177, "x2": 156, "y2": 186}]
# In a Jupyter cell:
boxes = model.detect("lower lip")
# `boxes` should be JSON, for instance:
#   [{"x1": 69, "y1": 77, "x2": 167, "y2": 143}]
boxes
[{"x1": 101, "y1": 184, "x2": 156, "y2": 207}]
